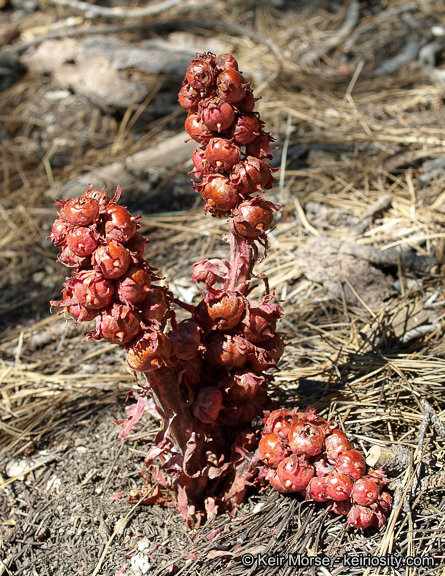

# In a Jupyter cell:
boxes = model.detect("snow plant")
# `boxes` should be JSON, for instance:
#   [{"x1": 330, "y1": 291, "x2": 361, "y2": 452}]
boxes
[{"x1": 50, "y1": 52, "x2": 392, "y2": 530}]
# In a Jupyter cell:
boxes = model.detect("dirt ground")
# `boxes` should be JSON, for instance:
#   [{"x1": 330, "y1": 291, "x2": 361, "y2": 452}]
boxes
[{"x1": 1, "y1": 0, "x2": 445, "y2": 575}]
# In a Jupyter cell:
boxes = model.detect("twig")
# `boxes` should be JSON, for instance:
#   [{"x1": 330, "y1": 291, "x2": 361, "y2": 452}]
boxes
[
  {"x1": 366, "y1": 444, "x2": 411, "y2": 475},
  {"x1": 396, "y1": 323, "x2": 441, "y2": 345},
  {"x1": 301, "y1": 0, "x2": 360, "y2": 65},
  {"x1": 344, "y1": 2, "x2": 419, "y2": 52},
  {"x1": 0, "y1": 23, "x2": 153, "y2": 62},
  {"x1": 347, "y1": 194, "x2": 392, "y2": 238},
  {"x1": 51, "y1": 0, "x2": 210, "y2": 19},
  {"x1": 0, "y1": 557, "x2": 13, "y2": 576},
  {"x1": 278, "y1": 113, "x2": 293, "y2": 204},
  {"x1": 422, "y1": 400, "x2": 445, "y2": 439},
  {"x1": 407, "y1": 401, "x2": 445, "y2": 509},
  {"x1": 424, "y1": 286, "x2": 441, "y2": 308},
  {"x1": 372, "y1": 40, "x2": 420, "y2": 77},
  {"x1": 100, "y1": 441, "x2": 125, "y2": 495},
  {"x1": 419, "y1": 40, "x2": 445, "y2": 69},
  {"x1": 1, "y1": 17, "x2": 281, "y2": 70},
  {"x1": 45, "y1": 131, "x2": 197, "y2": 201}
]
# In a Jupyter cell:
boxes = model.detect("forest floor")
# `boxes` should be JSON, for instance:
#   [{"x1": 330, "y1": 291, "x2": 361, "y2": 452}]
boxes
[{"x1": 1, "y1": 0, "x2": 445, "y2": 574}]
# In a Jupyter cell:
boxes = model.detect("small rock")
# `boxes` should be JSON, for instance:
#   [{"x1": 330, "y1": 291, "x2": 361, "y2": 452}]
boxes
[{"x1": 5, "y1": 459, "x2": 32, "y2": 478}]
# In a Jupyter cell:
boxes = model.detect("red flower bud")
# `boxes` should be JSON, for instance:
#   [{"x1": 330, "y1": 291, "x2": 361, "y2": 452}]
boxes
[
  {"x1": 84, "y1": 187, "x2": 111, "y2": 209},
  {"x1": 245, "y1": 132, "x2": 274, "y2": 159},
  {"x1": 375, "y1": 491, "x2": 392, "y2": 514},
  {"x1": 233, "y1": 198, "x2": 276, "y2": 239},
  {"x1": 66, "y1": 226, "x2": 99, "y2": 257},
  {"x1": 215, "y1": 53, "x2": 238, "y2": 72},
  {"x1": 306, "y1": 477, "x2": 330, "y2": 502},
  {"x1": 258, "y1": 433, "x2": 288, "y2": 468},
  {"x1": 58, "y1": 195, "x2": 99, "y2": 226},
  {"x1": 191, "y1": 148, "x2": 207, "y2": 176},
  {"x1": 325, "y1": 472, "x2": 353, "y2": 501},
  {"x1": 186, "y1": 58, "x2": 215, "y2": 90},
  {"x1": 247, "y1": 335, "x2": 284, "y2": 371},
  {"x1": 57, "y1": 246, "x2": 90, "y2": 269},
  {"x1": 68, "y1": 302, "x2": 98, "y2": 322},
  {"x1": 126, "y1": 331, "x2": 172, "y2": 372},
  {"x1": 178, "y1": 83, "x2": 202, "y2": 112},
  {"x1": 335, "y1": 450, "x2": 366, "y2": 481},
  {"x1": 276, "y1": 455, "x2": 314, "y2": 492},
  {"x1": 243, "y1": 296, "x2": 283, "y2": 343},
  {"x1": 327, "y1": 499, "x2": 352, "y2": 516},
  {"x1": 231, "y1": 113, "x2": 260, "y2": 145},
  {"x1": 237, "y1": 89, "x2": 257, "y2": 113},
  {"x1": 104, "y1": 205, "x2": 138, "y2": 243},
  {"x1": 288, "y1": 421, "x2": 325, "y2": 457},
  {"x1": 351, "y1": 476, "x2": 380, "y2": 506},
  {"x1": 202, "y1": 176, "x2": 238, "y2": 212},
  {"x1": 347, "y1": 505, "x2": 377, "y2": 530},
  {"x1": 169, "y1": 321, "x2": 204, "y2": 361},
  {"x1": 205, "y1": 333, "x2": 248, "y2": 370},
  {"x1": 92, "y1": 241, "x2": 131, "y2": 279},
  {"x1": 194, "y1": 290, "x2": 244, "y2": 330},
  {"x1": 220, "y1": 368, "x2": 264, "y2": 401},
  {"x1": 205, "y1": 138, "x2": 241, "y2": 171},
  {"x1": 230, "y1": 156, "x2": 275, "y2": 195},
  {"x1": 72, "y1": 271, "x2": 114, "y2": 309},
  {"x1": 368, "y1": 468, "x2": 388, "y2": 483},
  {"x1": 185, "y1": 113, "x2": 214, "y2": 145},
  {"x1": 191, "y1": 258, "x2": 229, "y2": 288},
  {"x1": 92, "y1": 303, "x2": 141, "y2": 344},
  {"x1": 116, "y1": 264, "x2": 151, "y2": 305},
  {"x1": 312, "y1": 453, "x2": 335, "y2": 477},
  {"x1": 369, "y1": 506, "x2": 387, "y2": 529},
  {"x1": 51, "y1": 285, "x2": 98, "y2": 322},
  {"x1": 126, "y1": 233, "x2": 147, "y2": 260},
  {"x1": 217, "y1": 70, "x2": 247, "y2": 103},
  {"x1": 140, "y1": 287, "x2": 169, "y2": 323},
  {"x1": 324, "y1": 429, "x2": 352, "y2": 464},
  {"x1": 200, "y1": 97, "x2": 235, "y2": 132},
  {"x1": 192, "y1": 387, "x2": 223, "y2": 424},
  {"x1": 48, "y1": 219, "x2": 69, "y2": 247},
  {"x1": 264, "y1": 408, "x2": 298, "y2": 439}
]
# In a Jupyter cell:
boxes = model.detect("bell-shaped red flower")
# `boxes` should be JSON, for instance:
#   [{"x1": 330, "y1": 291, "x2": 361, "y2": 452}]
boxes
[
  {"x1": 230, "y1": 156, "x2": 275, "y2": 195},
  {"x1": 91, "y1": 303, "x2": 141, "y2": 345},
  {"x1": 194, "y1": 290, "x2": 245, "y2": 331},
  {"x1": 126, "y1": 330, "x2": 172, "y2": 372}
]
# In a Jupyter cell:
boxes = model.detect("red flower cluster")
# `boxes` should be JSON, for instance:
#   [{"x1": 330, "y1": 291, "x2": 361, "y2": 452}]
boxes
[
  {"x1": 49, "y1": 52, "x2": 393, "y2": 530},
  {"x1": 180, "y1": 51, "x2": 279, "y2": 227},
  {"x1": 49, "y1": 185, "x2": 173, "y2": 371},
  {"x1": 258, "y1": 407, "x2": 393, "y2": 530},
  {"x1": 172, "y1": 52, "x2": 284, "y2": 428}
]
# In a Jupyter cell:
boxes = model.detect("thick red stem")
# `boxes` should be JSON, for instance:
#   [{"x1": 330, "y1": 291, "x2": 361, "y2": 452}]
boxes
[
  {"x1": 224, "y1": 232, "x2": 256, "y2": 294},
  {"x1": 143, "y1": 368, "x2": 198, "y2": 455},
  {"x1": 143, "y1": 368, "x2": 208, "y2": 506}
]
